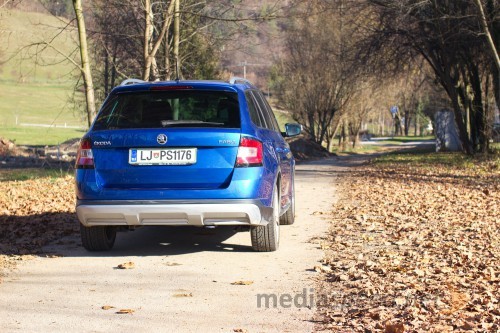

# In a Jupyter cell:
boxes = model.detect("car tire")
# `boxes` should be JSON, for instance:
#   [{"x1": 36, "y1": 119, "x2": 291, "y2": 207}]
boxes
[
  {"x1": 251, "y1": 184, "x2": 280, "y2": 252},
  {"x1": 80, "y1": 224, "x2": 117, "y2": 251},
  {"x1": 280, "y1": 180, "x2": 295, "y2": 225}
]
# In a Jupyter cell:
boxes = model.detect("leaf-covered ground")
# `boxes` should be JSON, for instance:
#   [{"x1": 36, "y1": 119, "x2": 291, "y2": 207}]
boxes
[
  {"x1": 315, "y1": 152, "x2": 499, "y2": 332},
  {"x1": 0, "y1": 175, "x2": 78, "y2": 280}
]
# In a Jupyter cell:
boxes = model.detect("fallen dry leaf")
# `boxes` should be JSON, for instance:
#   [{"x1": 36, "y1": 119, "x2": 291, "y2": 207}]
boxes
[
  {"x1": 173, "y1": 293, "x2": 193, "y2": 298},
  {"x1": 164, "y1": 262, "x2": 182, "y2": 266},
  {"x1": 394, "y1": 297, "x2": 406, "y2": 306},
  {"x1": 314, "y1": 265, "x2": 332, "y2": 273},
  {"x1": 101, "y1": 305, "x2": 115, "y2": 310},
  {"x1": 314, "y1": 154, "x2": 499, "y2": 332},
  {"x1": 385, "y1": 322, "x2": 405, "y2": 333},
  {"x1": 45, "y1": 254, "x2": 64, "y2": 258},
  {"x1": 116, "y1": 309, "x2": 134, "y2": 314},
  {"x1": 231, "y1": 281, "x2": 254, "y2": 285},
  {"x1": 117, "y1": 262, "x2": 135, "y2": 269}
]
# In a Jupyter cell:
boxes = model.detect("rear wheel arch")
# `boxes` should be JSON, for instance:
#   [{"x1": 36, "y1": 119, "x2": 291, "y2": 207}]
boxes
[
  {"x1": 275, "y1": 171, "x2": 284, "y2": 215},
  {"x1": 279, "y1": 169, "x2": 295, "y2": 225}
]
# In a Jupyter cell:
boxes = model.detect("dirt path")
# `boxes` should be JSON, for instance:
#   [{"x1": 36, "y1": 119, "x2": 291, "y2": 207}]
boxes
[{"x1": 0, "y1": 156, "x2": 368, "y2": 333}]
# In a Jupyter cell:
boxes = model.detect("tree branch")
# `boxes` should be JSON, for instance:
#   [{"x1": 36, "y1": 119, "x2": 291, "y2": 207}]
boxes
[{"x1": 473, "y1": 0, "x2": 500, "y2": 71}]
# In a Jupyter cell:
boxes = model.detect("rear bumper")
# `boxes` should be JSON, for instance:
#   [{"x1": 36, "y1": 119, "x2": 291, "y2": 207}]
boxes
[{"x1": 76, "y1": 200, "x2": 272, "y2": 227}]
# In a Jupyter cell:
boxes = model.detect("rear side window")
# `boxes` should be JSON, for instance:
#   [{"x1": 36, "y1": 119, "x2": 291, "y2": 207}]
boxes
[
  {"x1": 245, "y1": 91, "x2": 264, "y2": 128},
  {"x1": 93, "y1": 90, "x2": 240, "y2": 130},
  {"x1": 252, "y1": 91, "x2": 280, "y2": 132}
]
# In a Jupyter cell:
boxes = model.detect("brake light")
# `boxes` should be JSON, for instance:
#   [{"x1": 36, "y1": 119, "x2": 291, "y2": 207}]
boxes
[
  {"x1": 236, "y1": 137, "x2": 263, "y2": 167},
  {"x1": 75, "y1": 138, "x2": 94, "y2": 169},
  {"x1": 150, "y1": 85, "x2": 193, "y2": 91}
]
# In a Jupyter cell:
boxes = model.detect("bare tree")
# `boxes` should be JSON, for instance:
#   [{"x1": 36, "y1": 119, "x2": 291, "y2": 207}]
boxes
[
  {"x1": 142, "y1": 0, "x2": 176, "y2": 81},
  {"x1": 395, "y1": 67, "x2": 428, "y2": 137},
  {"x1": 91, "y1": 0, "x2": 230, "y2": 85},
  {"x1": 358, "y1": 0, "x2": 498, "y2": 154},
  {"x1": 277, "y1": 1, "x2": 358, "y2": 146}
]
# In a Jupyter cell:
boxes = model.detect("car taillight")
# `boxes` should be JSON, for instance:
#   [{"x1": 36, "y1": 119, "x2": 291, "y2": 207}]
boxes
[
  {"x1": 75, "y1": 138, "x2": 94, "y2": 169},
  {"x1": 236, "y1": 137, "x2": 263, "y2": 167}
]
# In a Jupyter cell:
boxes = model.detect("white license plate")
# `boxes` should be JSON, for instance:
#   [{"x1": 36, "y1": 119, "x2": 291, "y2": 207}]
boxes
[{"x1": 129, "y1": 148, "x2": 197, "y2": 165}]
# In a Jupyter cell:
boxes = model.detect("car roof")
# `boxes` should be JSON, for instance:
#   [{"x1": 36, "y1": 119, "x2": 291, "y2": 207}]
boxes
[{"x1": 112, "y1": 79, "x2": 255, "y2": 94}]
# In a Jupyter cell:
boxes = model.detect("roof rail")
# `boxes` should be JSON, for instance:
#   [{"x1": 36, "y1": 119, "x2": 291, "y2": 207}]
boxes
[
  {"x1": 120, "y1": 78, "x2": 146, "y2": 86},
  {"x1": 229, "y1": 77, "x2": 254, "y2": 87}
]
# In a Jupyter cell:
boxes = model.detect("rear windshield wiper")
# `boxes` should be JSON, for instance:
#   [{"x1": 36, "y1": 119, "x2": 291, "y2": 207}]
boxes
[{"x1": 160, "y1": 120, "x2": 225, "y2": 127}]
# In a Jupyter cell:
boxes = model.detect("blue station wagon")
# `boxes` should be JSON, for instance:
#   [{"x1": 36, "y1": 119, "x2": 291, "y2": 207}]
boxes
[{"x1": 75, "y1": 78, "x2": 301, "y2": 252}]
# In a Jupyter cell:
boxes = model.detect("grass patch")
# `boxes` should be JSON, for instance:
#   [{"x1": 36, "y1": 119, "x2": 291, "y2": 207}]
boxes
[
  {"x1": 375, "y1": 135, "x2": 435, "y2": 143},
  {"x1": 0, "y1": 8, "x2": 86, "y2": 146},
  {"x1": 0, "y1": 168, "x2": 73, "y2": 182},
  {"x1": 373, "y1": 150, "x2": 500, "y2": 174},
  {"x1": 0, "y1": 8, "x2": 78, "y2": 83},
  {"x1": 375, "y1": 151, "x2": 474, "y2": 167},
  {"x1": 0, "y1": 82, "x2": 86, "y2": 127},
  {"x1": 491, "y1": 142, "x2": 500, "y2": 153},
  {"x1": 273, "y1": 110, "x2": 295, "y2": 131},
  {"x1": 0, "y1": 127, "x2": 85, "y2": 145}
]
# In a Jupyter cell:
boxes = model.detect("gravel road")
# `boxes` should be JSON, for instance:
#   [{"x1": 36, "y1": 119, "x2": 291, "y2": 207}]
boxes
[{"x1": 0, "y1": 157, "x2": 361, "y2": 333}]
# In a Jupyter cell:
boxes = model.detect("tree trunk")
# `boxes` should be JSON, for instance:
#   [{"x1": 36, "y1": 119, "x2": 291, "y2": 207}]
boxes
[
  {"x1": 152, "y1": 57, "x2": 160, "y2": 81},
  {"x1": 72, "y1": 0, "x2": 96, "y2": 127},
  {"x1": 470, "y1": 64, "x2": 487, "y2": 152},
  {"x1": 327, "y1": 121, "x2": 341, "y2": 152},
  {"x1": 381, "y1": 112, "x2": 385, "y2": 136},
  {"x1": 414, "y1": 112, "x2": 419, "y2": 136},
  {"x1": 173, "y1": 0, "x2": 181, "y2": 79},
  {"x1": 447, "y1": 79, "x2": 474, "y2": 155},
  {"x1": 394, "y1": 115, "x2": 402, "y2": 136},
  {"x1": 110, "y1": 46, "x2": 117, "y2": 88},
  {"x1": 404, "y1": 109, "x2": 411, "y2": 136},
  {"x1": 338, "y1": 125, "x2": 344, "y2": 149},
  {"x1": 142, "y1": 0, "x2": 152, "y2": 81},
  {"x1": 352, "y1": 131, "x2": 359, "y2": 148},
  {"x1": 164, "y1": 32, "x2": 171, "y2": 80},
  {"x1": 340, "y1": 119, "x2": 348, "y2": 151},
  {"x1": 104, "y1": 48, "x2": 109, "y2": 96}
]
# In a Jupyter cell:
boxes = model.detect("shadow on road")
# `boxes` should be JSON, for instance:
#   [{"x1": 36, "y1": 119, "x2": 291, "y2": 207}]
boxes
[
  {"x1": 91, "y1": 225, "x2": 253, "y2": 257},
  {"x1": 0, "y1": 213, "x2": 253, "y2": 258}
]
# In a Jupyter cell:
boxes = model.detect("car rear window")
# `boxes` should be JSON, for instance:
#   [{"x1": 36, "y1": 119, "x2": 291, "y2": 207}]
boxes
[{"x1": 93, "y1": 90, "x2": 240, "y2": 130}]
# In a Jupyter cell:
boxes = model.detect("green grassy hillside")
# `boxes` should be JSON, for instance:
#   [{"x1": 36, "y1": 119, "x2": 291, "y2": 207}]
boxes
[
  {"x1": 0, "y1": 8, "x2": 86, "y2": 145},
  {"x1": 0, "y1": 9, "x2": 79, "y2": 82}
]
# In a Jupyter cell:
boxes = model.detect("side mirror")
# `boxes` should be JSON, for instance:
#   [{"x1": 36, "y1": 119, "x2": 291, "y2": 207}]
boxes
[{"x1": 284, "y1": 123, "x2": 302, "y2": 137}]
